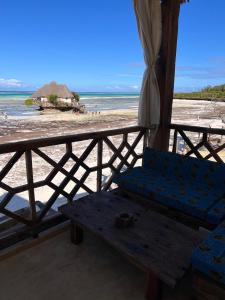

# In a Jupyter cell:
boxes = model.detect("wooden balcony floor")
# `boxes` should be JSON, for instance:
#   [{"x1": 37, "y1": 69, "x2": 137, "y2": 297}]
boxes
[{"x1": 0, "y1": 227, "x2": 193, "y2": 300}]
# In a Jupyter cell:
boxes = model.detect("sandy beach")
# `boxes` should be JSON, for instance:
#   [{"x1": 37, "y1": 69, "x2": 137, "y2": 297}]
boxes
[
  {"x1": 0, "y1": 109, "x2": 137, "y2": 143},
  {"x1": 0, "y1": 99, "x2": 225, "y2": 143}
]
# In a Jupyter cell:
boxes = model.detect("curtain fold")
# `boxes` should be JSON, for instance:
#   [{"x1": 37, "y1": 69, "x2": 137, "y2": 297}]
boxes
[{"x1": 134, "y1": 0, "x2": 162, "y2": 139}]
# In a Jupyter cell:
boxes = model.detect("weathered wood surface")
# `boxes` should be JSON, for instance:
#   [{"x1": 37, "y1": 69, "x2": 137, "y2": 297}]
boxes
[
  {"x1": 0, "y1": 211, "x2": 66, "y2": 250},
  {"x1": 59, "y1": 191, "x2": 203, "y2": 288},
  {"x1": 154, "y1": 0, "x2": 181, "y2": 151},
  {"x1": 120, "y1": 188, "x2": 214, "y2": 230},
  {"x1": 0, "y1": 126, "x2": 143, "y2": 154},
  {"x1": 170, "y1": 124, "x2": 225, "y2": 136},
  {"x1": 170, "y1": 124, "x2": 225, "y2": 163},
  {"x1": 193, "y1": 272, "x2": 225, "y2": 300}
]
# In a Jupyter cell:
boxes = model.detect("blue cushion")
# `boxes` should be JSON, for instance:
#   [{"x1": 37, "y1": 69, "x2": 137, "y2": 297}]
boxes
[
  {"x1": 113, "y1": 167, "x2": 224, "y2": 222},
  {"x1": 192, "y1": 221, "x2": 225, "y2": 285},
  {"x1": 207, "y1": 198, "x2": 225, "y2": 225},
  {"x1": 144, "y1": 148, "x2": 225, "y2": 187},
  {"x1": 113, "y1": 148, "x2": 225, "y2": 225}
]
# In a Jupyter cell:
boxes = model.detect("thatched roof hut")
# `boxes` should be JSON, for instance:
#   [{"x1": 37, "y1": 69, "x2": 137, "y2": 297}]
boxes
[
  {"x1": 32, "y1": 81, "x2": 74, "y2": 99},
  {"x1": 31, "y1": 81, "x2": 86, "y2": 113}
]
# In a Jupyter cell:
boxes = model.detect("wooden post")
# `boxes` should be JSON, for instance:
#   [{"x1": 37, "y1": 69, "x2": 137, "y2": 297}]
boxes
[
  {"x1": 25, "y1": 150, "x2": 37, "y2": 237},
  {"x1": 97, "y1": 139, "x2": 103, "y2": 192},
  {"x1": 153, "y1": 0, "x2": 182, "y2": 151},
  {"x1": 70, "y1": 221, "x2": 83, "y2": 245},
  {"x1": 145, "y1": 271, "x2": 162, "y2": 300},
  {"x1": 193, "y1": 272, "x2": 225, "y2": 300},
  {"x1": 25, "y1": 150, "x2": 36, "y2": 220}
]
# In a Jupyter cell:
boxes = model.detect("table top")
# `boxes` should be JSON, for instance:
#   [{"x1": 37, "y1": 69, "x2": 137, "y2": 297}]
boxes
[{"x1": 59, "y1": 191, "x2": 203, "y2": 287}]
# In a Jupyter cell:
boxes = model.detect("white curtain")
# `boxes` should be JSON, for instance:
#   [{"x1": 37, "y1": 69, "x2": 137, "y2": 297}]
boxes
[{"x1": 134, "y1": 0, "x2": 162, "y2": 133}]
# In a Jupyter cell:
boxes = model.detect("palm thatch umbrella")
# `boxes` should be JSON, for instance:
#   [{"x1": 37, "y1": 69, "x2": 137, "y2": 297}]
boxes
[
  {"x1": 32, "y1": 81, "x2": 74, "y2": 99},
  {"x1": 31, "y1": 81, "x2": 84, "y2": 112}
]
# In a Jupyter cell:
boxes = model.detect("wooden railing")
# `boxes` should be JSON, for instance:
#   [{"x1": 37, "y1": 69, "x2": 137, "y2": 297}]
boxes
[
  {"x1": 1, "y1": 123, "x2": 225, "y2": 249},
  {"x1": 0, "y1": 126, "x2": 147, "y2": 249},
  {"x1": 169, "y1": 124, "x2": 225, "y2": 163}
]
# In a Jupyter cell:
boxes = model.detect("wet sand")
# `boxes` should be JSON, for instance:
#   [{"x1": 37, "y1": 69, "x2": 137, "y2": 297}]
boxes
[{"x1": 0, "y1": 99, "x2": 225, "y2": 144}]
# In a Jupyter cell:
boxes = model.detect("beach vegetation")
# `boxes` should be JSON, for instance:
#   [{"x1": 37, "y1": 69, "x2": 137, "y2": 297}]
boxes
[
  {"x1": 72, "y1": 92, "x2": 80, "y2": 102},
  {"x1": 48, "y1": 94, "x2": 58, "y2": 105},
  {"x1": 174, "y1": 83, "x2": 225, "y2": 101},
  {"x1": 24, "y1": 98, "x2": 34, "y2": 106}
]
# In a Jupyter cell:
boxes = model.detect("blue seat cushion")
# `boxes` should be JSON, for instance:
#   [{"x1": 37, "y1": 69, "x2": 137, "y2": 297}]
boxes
[
  {"x1": 113, "y1": 166, "x2": 225, "y2": 224},
  {"x1": 192, "y1": 220, "x2": 225, "y2": 285},
  {"x1": 207, "y1": 198, "x2": 225, "y2": 225},
  {"x1": 143, "y1": 148, "x2": 225, "y2": 188}
]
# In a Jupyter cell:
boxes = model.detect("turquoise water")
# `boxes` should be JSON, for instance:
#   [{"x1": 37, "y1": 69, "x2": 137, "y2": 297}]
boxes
[{"x1": 0, "y1": 91, "x2": 139, "y2": 118}]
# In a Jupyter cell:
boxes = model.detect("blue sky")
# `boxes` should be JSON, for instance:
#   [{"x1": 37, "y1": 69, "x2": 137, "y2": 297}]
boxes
[{"x1": 0, "y1": 0, "x2": 225, "y2": 92}]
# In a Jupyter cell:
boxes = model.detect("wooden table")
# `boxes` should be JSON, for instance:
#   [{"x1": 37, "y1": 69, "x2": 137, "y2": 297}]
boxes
[{"x1": 59, "y1": 191, "x2": 203, "y2": 300}]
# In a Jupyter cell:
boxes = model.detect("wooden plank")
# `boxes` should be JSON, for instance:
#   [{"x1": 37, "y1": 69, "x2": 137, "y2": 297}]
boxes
[
  {"x1": 59, "y1": 191, "x2": 203, "y2": 288},
  {"x1": 35, "y1": 149, "x2": 89, "y2": 191},
  {"x1": 0, "y1": 126, "x2": 144, "y2": 154},
  {"x1": 178, "y1": 130, "x2": 204, "y2": 159},
  {"x1": 170, "y1": 124, "x2": 225, "y2": 136},
  {"x1": 37, "y1": 139, "x2": 97, "y2": 221},
  {"x1": 172, "y1": 129, "x2": 178, "y2": 153},
  {"x1": 0, "y1": 212, "x2": 67, "y2": 250},
  {"x1": 70, "y1": 221, "x2": 83, "y2": 245},
  {"x1": 69, "y1": 170, "x2": 93, "y2": 198},
  {"x1": 25, "y1": 150, "x2": 36, "y2": 222},
  {"x1": 0, "y1": 207, "x2": 31, "y2": 226},
  {"x1": 0, "y1": 207, "x2": 31, "y2": 232},
  {"x1": 70, "y1": 153, "x2": 90, "y2": 171},
  {"x1": 146, "y1": 271, "x2": 162, "y2": 300},
  {"x1": 0, "y1": 151, "x2": 24, "y2": 181},
  {"x1": 204, "y1": 142, "x2": 225, "y2": 160},
  {"x1": 13, "y1": 180, "x2": 46, "y2": 194},
  {"x1": 0, "y1": 193, "x2": 14, "y2": 210},
  {"x1": 193, "y1": 272, "x2": 225, "y2": 300},
  {"x1": 97, "y1": 139, "x2": 103, "y2": 192},
  {"x1": 103, "y1": 131, "x2": 145, "y2": 191},
  {"x1": 185, "y1": 140, "x2": 205, "y2": 158},
  {"x1": 120, "y1": 188, "x2": 213, "y2": 230},
  {"x1": 204, "y1": 141, "x2": 224, "y2": 163},
  {"x1": 104, "y1": 136, "x2": 131, "y2": 169}
]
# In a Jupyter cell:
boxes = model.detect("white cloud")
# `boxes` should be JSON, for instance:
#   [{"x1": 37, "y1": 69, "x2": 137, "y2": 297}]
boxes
[
  {"x1": 126, "y1": 61, "x2": 145, "y2": 68},
  {"x1": 130, "y1": 85, "x2": 139, "y2": 90},
  {"x1": 117, "y1": 73, "x2": 142, "y2": 78},
  {"x1": 103, "y1": 84, "x2": 140, "y2": 92},
  {"x1": 0, "y1": 78, "x2": 23, "y2": 88}
]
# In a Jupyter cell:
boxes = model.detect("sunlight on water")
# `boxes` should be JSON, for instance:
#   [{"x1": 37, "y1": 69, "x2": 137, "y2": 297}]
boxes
[{"x1": 0, "y1": 92, "x2": 139, "y2": 118}]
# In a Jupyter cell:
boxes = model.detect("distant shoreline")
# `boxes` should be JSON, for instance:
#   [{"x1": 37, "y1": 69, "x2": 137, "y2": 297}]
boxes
[
  {"x1": 174, "y1": 97, "x2": 225, "y2": 102},
  {"x1": 1, "y1": 91, "x2": 225, "y2": 102}
]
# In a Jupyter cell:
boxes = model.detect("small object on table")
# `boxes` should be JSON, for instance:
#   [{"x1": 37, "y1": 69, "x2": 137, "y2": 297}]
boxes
[{"x1": 115, "y1": 212, "x2": 134, "y2": 229}]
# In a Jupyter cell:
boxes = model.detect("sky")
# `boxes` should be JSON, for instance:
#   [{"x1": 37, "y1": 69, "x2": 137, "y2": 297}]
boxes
[{"x1": 0, "y1": 0, "x2": 225, "y2": 92}]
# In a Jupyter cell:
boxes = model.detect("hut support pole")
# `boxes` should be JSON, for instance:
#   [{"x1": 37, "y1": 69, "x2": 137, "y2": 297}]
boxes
[{"x1": 153, "y1": 0, "x2": 181, "y2": 151}]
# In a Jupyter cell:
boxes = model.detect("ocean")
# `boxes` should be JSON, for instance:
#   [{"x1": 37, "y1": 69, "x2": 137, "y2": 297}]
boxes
[{"x1": 0, "y1": 92, "x2": 140, "y2": 119}]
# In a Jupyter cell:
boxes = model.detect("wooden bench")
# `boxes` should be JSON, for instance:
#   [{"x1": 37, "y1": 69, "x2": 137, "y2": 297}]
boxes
[
  {"x1": 59, "y1": 191, "x2": 203, "y2": 300},
  {"x1": 113, "y1": 148, "x2": 225, "y2": 229}
]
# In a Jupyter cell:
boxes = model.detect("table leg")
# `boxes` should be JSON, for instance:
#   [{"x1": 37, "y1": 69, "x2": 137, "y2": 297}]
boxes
[
  {"x1": 70, "y1": 221, "x2": 83, "y2": 245},
  {"x1": 145, "y1": 271, "x2": 162, "y2": 300}
]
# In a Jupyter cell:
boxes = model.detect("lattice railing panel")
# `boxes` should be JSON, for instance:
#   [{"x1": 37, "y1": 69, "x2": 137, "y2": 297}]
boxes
[
  {"x1": 170, "y1": 124, "x2": 225, "y2": 163},
  {"x1": 0, "y1": 126, "x2": 147, "y2": 248}
]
